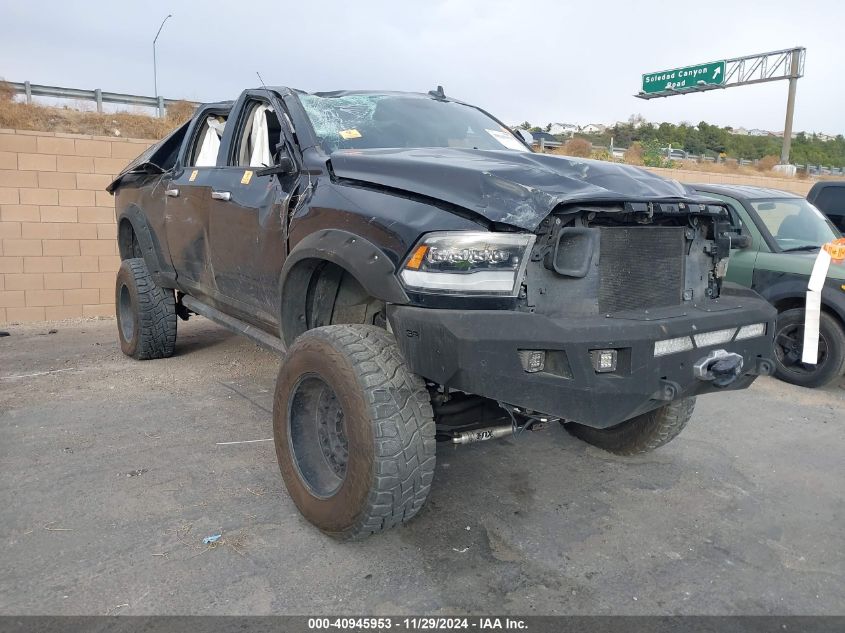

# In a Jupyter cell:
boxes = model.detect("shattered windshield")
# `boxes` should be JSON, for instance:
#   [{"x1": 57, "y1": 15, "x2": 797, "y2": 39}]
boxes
[
  {"x1": 298, "y1": 93, "x2": 529, "y2": 153},
  {"x1": 751, "y1": 198, "x2": 839, "y2": 251}
]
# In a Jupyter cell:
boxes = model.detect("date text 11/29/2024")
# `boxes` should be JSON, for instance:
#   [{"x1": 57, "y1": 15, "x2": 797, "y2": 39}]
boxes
[{"x1": 308, "y1": 617, "x2": 528, "y2": 630}]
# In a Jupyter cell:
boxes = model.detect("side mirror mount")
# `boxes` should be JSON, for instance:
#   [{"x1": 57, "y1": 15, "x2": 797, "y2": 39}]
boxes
[
  {"x1": 514, "y1": 129, "x2": 533, "y2": 147},
  {"x1": 730, "y1": 233, "x2": 752, "y2": 249},
  {"x1": 255, "y1": 155, "x2": 294, "y2": 177}
]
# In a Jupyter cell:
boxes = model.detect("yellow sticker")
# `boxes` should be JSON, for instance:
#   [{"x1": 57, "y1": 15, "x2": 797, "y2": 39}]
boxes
[
  {"x1": 189, "y1": 169, "x2": 198, "y2": 182},
  {"x1": 339, "y1": 128, "x2": 362, "y2": 140},
  {"x1": 241, "y1": 170, "x2": 253, "y2": 185}
]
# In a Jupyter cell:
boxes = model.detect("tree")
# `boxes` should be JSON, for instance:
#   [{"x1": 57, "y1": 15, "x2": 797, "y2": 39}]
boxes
[
  {"x1": 628, "y1": 113, "x2": 647, "y2": 128},
  {"x1": 599, "y1": 114, "x2": 845, "y2": 168}
]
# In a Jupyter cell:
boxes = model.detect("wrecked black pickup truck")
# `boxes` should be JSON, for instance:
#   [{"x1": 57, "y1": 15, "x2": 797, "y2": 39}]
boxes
[{"x1": 108, "y1": 87, "x2": 776, "y2": 539}]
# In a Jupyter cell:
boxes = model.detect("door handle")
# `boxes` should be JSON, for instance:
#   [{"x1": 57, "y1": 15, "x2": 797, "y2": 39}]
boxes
[
  {"x1": 211, "y1": 191, "x2": 231, "y2": 201},
  {"x1": 165, "y1": 188, "x2": 179, "y2": 198}
]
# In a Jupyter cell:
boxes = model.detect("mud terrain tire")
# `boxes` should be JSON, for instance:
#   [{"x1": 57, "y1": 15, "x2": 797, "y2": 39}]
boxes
[
  {"x1": 563, "y1": 397, "x2": 696, "y2": 455},
  {"x1": 115, "y1": 257, "x2": 177, "y2": 360},
  {"x1": 273, "y1": 324, "x2": 436, "y2": 539}
]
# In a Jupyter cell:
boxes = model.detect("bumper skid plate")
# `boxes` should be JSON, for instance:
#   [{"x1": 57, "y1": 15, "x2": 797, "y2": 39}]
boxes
[{"x1": 388, "y1": 296, "x2": 776, "y2": 429}]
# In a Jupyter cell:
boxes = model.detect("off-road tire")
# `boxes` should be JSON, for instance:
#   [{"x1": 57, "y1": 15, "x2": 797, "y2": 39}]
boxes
[
  {"x1": 273, "y1": 324, "x2": 436, "y2": 539},
  {"x1": 773, "y1": 308, "x2": 845, "y2": 388},
  {"x1": 563, "y1": 397, "x2": 696, "y2": 455},
  {"x1": 115, "y1": 257, "x2": 177, "y2": 360}
]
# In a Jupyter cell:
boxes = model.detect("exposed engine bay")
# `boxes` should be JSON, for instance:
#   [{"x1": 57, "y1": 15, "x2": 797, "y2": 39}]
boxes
[{"x1": 520, "y1": 200, "x2": 733, "y2": 318}]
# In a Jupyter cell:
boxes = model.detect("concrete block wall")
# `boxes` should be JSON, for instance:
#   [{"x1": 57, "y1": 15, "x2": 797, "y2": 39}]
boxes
[{"x1": 0, "y1": 129, "x2": 154, "y2": 324}]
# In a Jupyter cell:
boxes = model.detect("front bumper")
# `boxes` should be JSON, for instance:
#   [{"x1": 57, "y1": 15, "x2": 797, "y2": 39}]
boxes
[{"x1": 387, "y1": 296, "x2": 776, "y2": 429}]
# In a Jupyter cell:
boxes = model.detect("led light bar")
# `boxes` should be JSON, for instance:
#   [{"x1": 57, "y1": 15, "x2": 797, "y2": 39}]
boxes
[
  {"x1": 693, "y1": 328, "x2": 736, "y2": 348},
  {"x1": 654, "y1": 336, "x2": 694, "y2": 357},
  {"x1": 735, "y1": 322, "x2": 766, "y2": 340},
  {"x1": 401, "y1": 269, "x2": 516, "y2": 292},
  {"x1": 655, "y1": 322, "x2": 767, "y2": 357}
]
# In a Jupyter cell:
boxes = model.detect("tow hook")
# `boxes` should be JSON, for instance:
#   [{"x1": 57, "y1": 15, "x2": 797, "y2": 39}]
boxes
[{"x1": 693, "y1": 349, "x2": 744, "y2": 387}]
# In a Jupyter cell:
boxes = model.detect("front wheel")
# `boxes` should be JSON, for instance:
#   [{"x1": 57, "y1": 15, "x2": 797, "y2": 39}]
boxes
[
  {"x1": 563, "y1": 398, "x2": 696, "y2": 455},
  {"x1": 273, "y1": 325, "x2": 436, "y2": 539},
  {"x1": 773, "y1": 308, "x2": 845, "y2": 388}
]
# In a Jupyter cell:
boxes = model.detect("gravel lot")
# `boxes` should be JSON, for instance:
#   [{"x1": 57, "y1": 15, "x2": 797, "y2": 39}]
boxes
[{"x1": 1, "y1": 317, "x2": 843, "y2": 615}]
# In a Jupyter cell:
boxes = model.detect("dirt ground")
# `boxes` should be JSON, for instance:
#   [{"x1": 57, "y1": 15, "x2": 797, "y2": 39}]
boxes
[{"x1": 0, "y1": 317, "x2": 843, "y2": 615}]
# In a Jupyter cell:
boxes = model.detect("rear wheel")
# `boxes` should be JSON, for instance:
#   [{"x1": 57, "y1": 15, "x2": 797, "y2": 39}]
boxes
[
  {"x1": 563, "y1": 398, "x2": 696, "y2": 455},
  {"x1": 115, "y1": 258, "x2": 177, "y2": 360},
  {"x1": 773, "y1": 308, "x2": 845, "y2": 388},
  {"x1": 273, "y1": 325, "x2": 436, "y2": 539}
]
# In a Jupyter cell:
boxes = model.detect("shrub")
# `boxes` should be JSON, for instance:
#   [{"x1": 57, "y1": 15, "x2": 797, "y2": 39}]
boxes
[
  {"x1": 625, "y1": 142, "x2": 644, "y2": 166},
  {"x1": 0, "y1": 80, "x2": 14, "y2": 102},
  {"x1": 562, "y1": 138, "x2": 591, "y2": 158},
  {"x1": 166, "y1": 100, "x2": 196, "y2": 125},
  {"x1": 757, "y1": 154, "x2": 780, "y2": 172},
  {"x1": 641, "y1": 140, "x2": 668, "y2": 167}
]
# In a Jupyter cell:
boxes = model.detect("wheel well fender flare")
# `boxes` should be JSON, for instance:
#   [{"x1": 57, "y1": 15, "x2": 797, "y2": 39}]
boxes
[
  {"x1": 278, "y1": 229, "x2": 409, "y2": 344},
  {"x1": 116, "y1": 205, "x2": 169, "y2": 279},
  {"x1": 764, "y1": 285, "x2": 845, "y2": 327}
]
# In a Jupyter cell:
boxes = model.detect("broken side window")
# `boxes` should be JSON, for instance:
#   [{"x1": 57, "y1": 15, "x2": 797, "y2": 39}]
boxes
[
  {"x1": 190, "y1": 116, "x2": 228, "y2": 167},
  {"x1": 232, "y1": 101, "x2": 282, "y2": 168}
]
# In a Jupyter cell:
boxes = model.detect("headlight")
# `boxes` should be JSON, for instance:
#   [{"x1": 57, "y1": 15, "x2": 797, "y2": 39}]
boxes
[{"x1": 400, "y1": 232, "x2": 535, "y2": 296}]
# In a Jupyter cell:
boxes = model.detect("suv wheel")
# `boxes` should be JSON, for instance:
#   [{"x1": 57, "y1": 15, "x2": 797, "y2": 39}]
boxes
[
  {"x1": 273, "y1": 324, "x2": 436, "y2": 539},
  {"x1": 115, "y1": 258, "x2": 177, "y2": 360},
  {"x1": 563, "y1": 397, "x2": 695, "y2": 455},
  {"x1": 773, "y1": 308, "x2": 845, "y2": 388}
]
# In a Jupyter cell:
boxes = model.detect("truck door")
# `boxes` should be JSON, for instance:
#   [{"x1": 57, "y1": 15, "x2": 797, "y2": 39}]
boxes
[
  {"x1": 206, "y1": 94, "x2": 295, "y2": 326},
  {"x1": 164, "y1": 107, "x2": 230, "y2": 301}
]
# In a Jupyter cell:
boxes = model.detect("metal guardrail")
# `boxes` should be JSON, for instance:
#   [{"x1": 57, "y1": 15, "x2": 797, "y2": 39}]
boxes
[{"x1": 7, "y1": 81, "x2": 196, "y2": 116}]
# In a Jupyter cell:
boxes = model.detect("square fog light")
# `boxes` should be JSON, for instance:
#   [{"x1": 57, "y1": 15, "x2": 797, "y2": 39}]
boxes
[
  {"x1": 518, "y1": 350, "x2": 546, "y2": 373},
  {"x1": 590, "y1": 349, "x2": 618, "y2": 373}
]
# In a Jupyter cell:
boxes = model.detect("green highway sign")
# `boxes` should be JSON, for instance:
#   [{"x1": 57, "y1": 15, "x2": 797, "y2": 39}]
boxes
[{"x1": 642, "y1": 60, "x2": 726, "y2": 94}]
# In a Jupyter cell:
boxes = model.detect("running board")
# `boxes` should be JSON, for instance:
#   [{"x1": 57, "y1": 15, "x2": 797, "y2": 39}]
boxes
[{"x1": 181, "y1": 295, "x2": 286, "y2": 355}]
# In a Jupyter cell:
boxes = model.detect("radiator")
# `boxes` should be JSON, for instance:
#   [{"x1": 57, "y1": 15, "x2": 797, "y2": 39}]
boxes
[{"x1": 598, "y1": 226, "x2": 685, "y2": 314}]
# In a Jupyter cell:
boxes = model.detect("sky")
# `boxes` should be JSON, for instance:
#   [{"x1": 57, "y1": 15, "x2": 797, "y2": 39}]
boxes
[{"x1": 1, "y1": 0, "x2": 842, "y2": 134}]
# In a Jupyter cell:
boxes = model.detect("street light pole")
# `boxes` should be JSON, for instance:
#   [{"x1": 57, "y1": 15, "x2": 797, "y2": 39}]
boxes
[{"x1": 153, "y1": 14, "x2": 172, "y2": 118}]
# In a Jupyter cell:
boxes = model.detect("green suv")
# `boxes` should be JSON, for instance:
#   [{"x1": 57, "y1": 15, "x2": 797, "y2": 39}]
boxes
[{"x1": 689, "y1": 184, "x2": 845, "y2": 388}]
